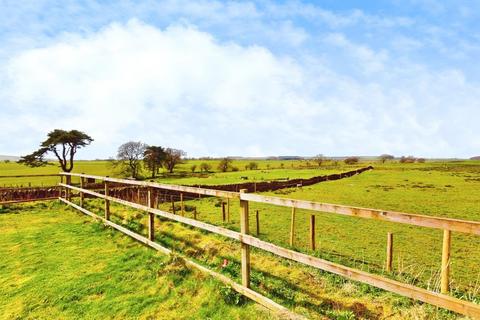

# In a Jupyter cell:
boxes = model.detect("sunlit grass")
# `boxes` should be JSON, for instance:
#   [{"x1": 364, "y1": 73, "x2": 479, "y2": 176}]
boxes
[{"x1": 0, "y1": 202, "x2": 274, "y2": 320}]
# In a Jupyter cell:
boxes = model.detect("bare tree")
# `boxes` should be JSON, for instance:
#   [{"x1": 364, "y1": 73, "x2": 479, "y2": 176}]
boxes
[
  {"x1": 164, "y1": 148, "x2": 186, "y2": 173},
  {"x1": 313, "y1": 154, "x2": 325, "y2": 167},
  {"x1": 116, "y1": 141, "x2": 147, "y2": 178}
]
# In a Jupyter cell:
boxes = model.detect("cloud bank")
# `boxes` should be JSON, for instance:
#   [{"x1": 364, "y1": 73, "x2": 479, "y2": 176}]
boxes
[{"x1": 0, "y1": 3, "x2": 479, "y2": 158}]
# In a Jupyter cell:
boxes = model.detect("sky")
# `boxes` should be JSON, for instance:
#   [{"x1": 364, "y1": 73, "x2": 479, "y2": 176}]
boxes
[{"x1": 0, "y1": 0, "x2": 479, "y2": 159}]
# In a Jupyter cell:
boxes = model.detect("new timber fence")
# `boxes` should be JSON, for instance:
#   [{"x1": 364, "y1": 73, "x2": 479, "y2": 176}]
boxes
[
  {"x1": 3, "y1": 172, "x2": 480, "y2": 318},
  {"x1": 54, "y1": 172, "x2": 480, "y2": 319}
]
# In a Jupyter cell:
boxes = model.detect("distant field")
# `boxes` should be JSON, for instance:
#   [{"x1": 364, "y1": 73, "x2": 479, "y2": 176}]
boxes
[{"x1": 0, "y1": 159, "x2": 362, "y2": 186}]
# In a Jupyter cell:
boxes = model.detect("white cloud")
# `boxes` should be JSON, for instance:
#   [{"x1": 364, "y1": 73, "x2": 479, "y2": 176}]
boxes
[{"x1": 1, "y1": 20, "x2": 479, "y2": 159}]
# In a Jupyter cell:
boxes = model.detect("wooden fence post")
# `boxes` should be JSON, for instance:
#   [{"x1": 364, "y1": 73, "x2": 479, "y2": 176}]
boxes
[
  {"x1": 66, "y1": 175, "x2": 71, "y2": 201},
  {"x1": 60, "y1": 175, "x2": 64, "y2": 199},
  {"x1": 240, "y1": 189, "x2": 250, "y2": 288},
  {"x1": 180, "y1": 193, "x2": 185, "y2": 216},
  {"x1": 310, "y1": 214, "x2": 315, "y2": 251},
  {"x1": 290, "y1": 207, "x2": 296, "y2": 246},
  {"x1": 386, "y1": 232, "x2": 393, "y2": 272},
  {"x1": 227, "y1": 198, "x2": 230, "y2": 222},
  {"x1": 148, "y1": 188, "x2": 155, "y2": 241},
  {"x1": 171, "y1": 195, "x2": 176, "y2": 215},
  {"x1": 222, "y1": 201, "x2": 226, "y2": 222},
  {"x1": 80, "y1": 174, "x2": 85, "y2": 208},
  {"x1": 256, "y1": 210, "x2": 260, "y2": 236},
  {"x1": 104, "y1": 179, "x2": 110, "y2": 221},
  {"x1": 441, "y1": 229, "x2": 451, "y2": 294},
  {"x1": 193, "y1": 207, "x2": 197, "y2": 220}
]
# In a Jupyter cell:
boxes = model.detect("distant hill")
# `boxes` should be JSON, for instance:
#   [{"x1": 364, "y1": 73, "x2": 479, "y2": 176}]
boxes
[
  {"x1": 470, "y1": 156, "x2": 480, "y2": 160},
  {"x1": 0, "y1": 155, "x2": 19, "y2": 161}
]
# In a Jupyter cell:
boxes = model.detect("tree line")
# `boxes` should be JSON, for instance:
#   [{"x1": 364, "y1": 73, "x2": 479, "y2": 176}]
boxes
[
  {"x1": 114, "y1": 141, "x2": 186, "y2": 179},
  {"x1": 18, "y1": 129, "x2": 187, "y2": 179},
  {"x1": 17, "y1": 129, "x2": 432, "y2": 179}
]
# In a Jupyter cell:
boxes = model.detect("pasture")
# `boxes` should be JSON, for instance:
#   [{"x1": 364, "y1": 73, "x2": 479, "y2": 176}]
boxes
[
  {"x1": 0, "y1": 202, "x2": 273, "y2": 320},
  {"x1": 1, "y1": 159, "x2": 479, "y2": 319}
]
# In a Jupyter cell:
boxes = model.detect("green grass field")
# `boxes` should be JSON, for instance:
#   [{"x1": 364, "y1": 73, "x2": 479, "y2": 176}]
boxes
[
  {"x1": 0, "y1": 202, "x2": 274, "y2": 320},
  {"x1": 1, "y1": 159, "x2": 479, "y2": 319},
  {"x1": 0, "y1": 159, "x2": 360, "y2": 187}
]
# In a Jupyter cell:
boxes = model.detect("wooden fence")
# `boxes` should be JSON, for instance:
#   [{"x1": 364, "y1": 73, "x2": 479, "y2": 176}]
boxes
[{"x1": 55, "y1": 172, "x2": 480, "y2": 319}]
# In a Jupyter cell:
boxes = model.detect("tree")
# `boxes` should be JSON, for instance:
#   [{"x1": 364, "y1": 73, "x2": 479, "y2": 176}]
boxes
[
  {"x1": 116, "y1": 141, "x2": 147, "y2": 178},
  {"x1": 143, "y1": 146, "x2": 166, "y2": 178},
  {"x1": 19, "y1": 129, "x2": 93, "y2": 172},
  {"x1": 200, "y1": 162, "x2": 212, "y2": 172},
  {"x1": 190, "y1": 164, "x2": 197, "y2": 172},
  {"x1": 218, "y1": 158, "x2": 232, "y2": 172},
  {"x1": 399, "y1": 156, "x2": 416, "y2": 163},
  {"x1": 380, "y1": 154, "x2": 394, "y2": 164},
  {"x1": 313, "y1": 154, "x2": 324, "y2": 167},
  {"x1": 247, "y1": 162, "x2": 258, "y2": 170},
  {"x1": 164, "y1": 148, "x2": 186, "y2": 173},
  {"x1": 344, "y1": 156, "x2": 359, "y2": 165}
]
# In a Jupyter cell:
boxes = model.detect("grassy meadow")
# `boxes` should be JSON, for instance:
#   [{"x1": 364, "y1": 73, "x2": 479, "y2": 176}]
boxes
[
  {"x1": 1, "y1": 159, "x2": 480, "y2": 319},
  {"x1": 0, "y1": 202, "x2": 275, "y2": 320},
  {"x1": 0, "y1": 158, "x2": 358, "y2": 187}
]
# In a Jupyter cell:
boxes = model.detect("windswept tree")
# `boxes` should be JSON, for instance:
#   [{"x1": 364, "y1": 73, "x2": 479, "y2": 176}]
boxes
[
  {"x1": 116, "y1": 141, "x2": 147, "y2": 178},
  {"x1": 19, "y1": 129, "x2": 93, "y2": 172},
  {"x1": 164, "y1": 148, "x2": 186, "y2": 173},
  {"x1": 143, "y1": 146, "x2": 166, "y2": 178},
  {"x1": 380, "y1": 154, "x2": 394, "y2": 164}
]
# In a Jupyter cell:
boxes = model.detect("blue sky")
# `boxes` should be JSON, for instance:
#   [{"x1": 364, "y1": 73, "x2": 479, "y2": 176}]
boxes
[{"x1": 1, "y1": 0, "x2": 479, "y2": 159}]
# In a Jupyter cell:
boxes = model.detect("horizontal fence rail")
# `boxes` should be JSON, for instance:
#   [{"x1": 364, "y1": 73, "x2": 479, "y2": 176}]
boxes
[
  {"x1": 57, "y1": 172, "x2": 480, "y2": 318},
  {"x1": 241, "y1": 193, "x2": 480, "y2": 235},
  {"x1": 64, "y1": 172, "x2": 240, "y2": 199}
]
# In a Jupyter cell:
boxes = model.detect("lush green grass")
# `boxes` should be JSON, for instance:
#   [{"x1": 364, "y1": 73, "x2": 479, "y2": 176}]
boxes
[{"x1": 0, "y1": 202, "x2": 274, "y2": 320}]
